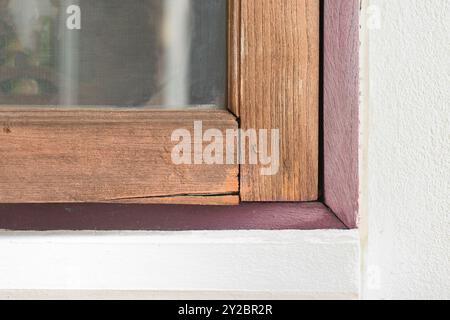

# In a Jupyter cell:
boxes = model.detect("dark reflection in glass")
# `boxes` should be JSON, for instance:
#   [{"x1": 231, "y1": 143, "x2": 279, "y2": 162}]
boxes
[{"x1": 0, "y1": 0, "x2": 226, "y2": 108}]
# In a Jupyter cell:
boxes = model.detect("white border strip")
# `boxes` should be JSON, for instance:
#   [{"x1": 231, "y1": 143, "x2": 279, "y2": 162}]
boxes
[{"x1": 0, "y1": 230, "x2": 360, "y2": 299}]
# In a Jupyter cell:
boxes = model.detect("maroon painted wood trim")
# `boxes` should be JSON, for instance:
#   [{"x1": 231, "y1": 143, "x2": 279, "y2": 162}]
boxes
[
  {"x1": 323, "y1": 0, "x2": 360, "y2": 228},
  {"x1": 0, "y1": 203, "x2": 346, "y2": 231}
]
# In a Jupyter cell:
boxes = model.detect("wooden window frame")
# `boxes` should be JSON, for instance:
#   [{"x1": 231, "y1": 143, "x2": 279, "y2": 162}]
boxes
[{"x1": 0, "y1": 0, "x2": 359, "y2": 230}]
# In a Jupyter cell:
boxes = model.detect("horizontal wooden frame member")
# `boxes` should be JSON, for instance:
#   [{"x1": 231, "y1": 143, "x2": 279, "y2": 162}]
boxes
[{"x1": 0, "y1": 108, "x2": 239, "y2": 204}]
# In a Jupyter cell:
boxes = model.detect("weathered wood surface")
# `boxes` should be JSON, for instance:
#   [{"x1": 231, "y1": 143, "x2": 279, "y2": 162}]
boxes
[
  {"x1": 227, "y1": 0, "x2": 241, "y2": 117},
  {"x1": 0, "y1": 108, "x2": 239, "y2": 204},
  {"x1": 237, "y1": 0, "x2": 320, "y2": 201},
  {"x1": 323, "y1": 0, "x2": 360, "y2": 228}
]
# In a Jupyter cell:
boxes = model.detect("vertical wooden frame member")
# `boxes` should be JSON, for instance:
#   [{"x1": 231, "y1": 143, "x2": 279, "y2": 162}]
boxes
[
  {"x1": 227, "y1": 0, "x2": 241, "y2": 117},
  {"x1": 323, "y1": 0, "x2": 360, "y2": 228},
  {"x1": 236, "y1": 0, "x2": 320, "y2": 201}
]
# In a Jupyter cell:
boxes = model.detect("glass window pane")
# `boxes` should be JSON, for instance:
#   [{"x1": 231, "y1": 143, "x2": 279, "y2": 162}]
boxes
[{"x1": 0, "y1": 0, "x2": 226, "y2": 108}]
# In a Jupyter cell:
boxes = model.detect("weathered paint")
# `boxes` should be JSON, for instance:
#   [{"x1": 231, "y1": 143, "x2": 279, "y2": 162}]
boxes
[
  {"x1": 0, "y1": 202, "x2": 345, "y2": 231},
  {"x1": 323, "y1": 0, "x2": 360, "y2": 228}
]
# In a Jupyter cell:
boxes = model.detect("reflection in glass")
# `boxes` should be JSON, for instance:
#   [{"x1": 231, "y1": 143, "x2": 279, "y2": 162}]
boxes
[{"x1": 0, "y1": 0, "x2": 226, "y2": 108}]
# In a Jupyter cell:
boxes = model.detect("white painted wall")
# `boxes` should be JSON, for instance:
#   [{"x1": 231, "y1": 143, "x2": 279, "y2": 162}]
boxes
[{"x1": 363, "y1": 0, "x2": 450, "y2": 299}]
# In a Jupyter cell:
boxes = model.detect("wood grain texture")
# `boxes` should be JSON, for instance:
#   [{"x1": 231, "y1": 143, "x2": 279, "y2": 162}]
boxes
[
  {"x1": 106, "y1": 195, "x2": 240, "y2": 206},
  {"x1": 238, "y1": 0, "x2": 320, "y2": 201},
  {"x1": 227, "y1": 0, "x2": 241, "y2": 117},
  {"x1": 0, "y1": 202, "x2": 346, "y2": 231},
  {"x1": 323, "y1": 0, "x2": 359, "y2": 228},
  {"x1": 0, "y1": 108, "x2": 238, "y2": 204}
]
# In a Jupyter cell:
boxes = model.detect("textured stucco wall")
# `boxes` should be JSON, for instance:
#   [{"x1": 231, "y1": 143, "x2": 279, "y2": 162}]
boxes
[{"x1": 365, "y1": 0, "x2": 450, "y2": 299}]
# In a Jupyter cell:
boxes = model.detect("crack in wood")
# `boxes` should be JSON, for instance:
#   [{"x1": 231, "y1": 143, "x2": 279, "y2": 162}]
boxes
[{"x1": 106, "y1": 192, "x2": 239, "y2": 202}]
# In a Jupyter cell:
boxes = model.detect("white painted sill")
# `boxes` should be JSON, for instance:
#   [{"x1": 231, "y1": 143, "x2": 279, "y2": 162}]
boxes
[{"x1": 0, "y1": 230, "x2": 360, "y2": 299}]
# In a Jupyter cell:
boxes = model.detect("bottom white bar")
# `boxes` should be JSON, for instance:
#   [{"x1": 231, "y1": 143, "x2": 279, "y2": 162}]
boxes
[{"x1": 0, "y1": 230, "x2": 360, "y2": 299}]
